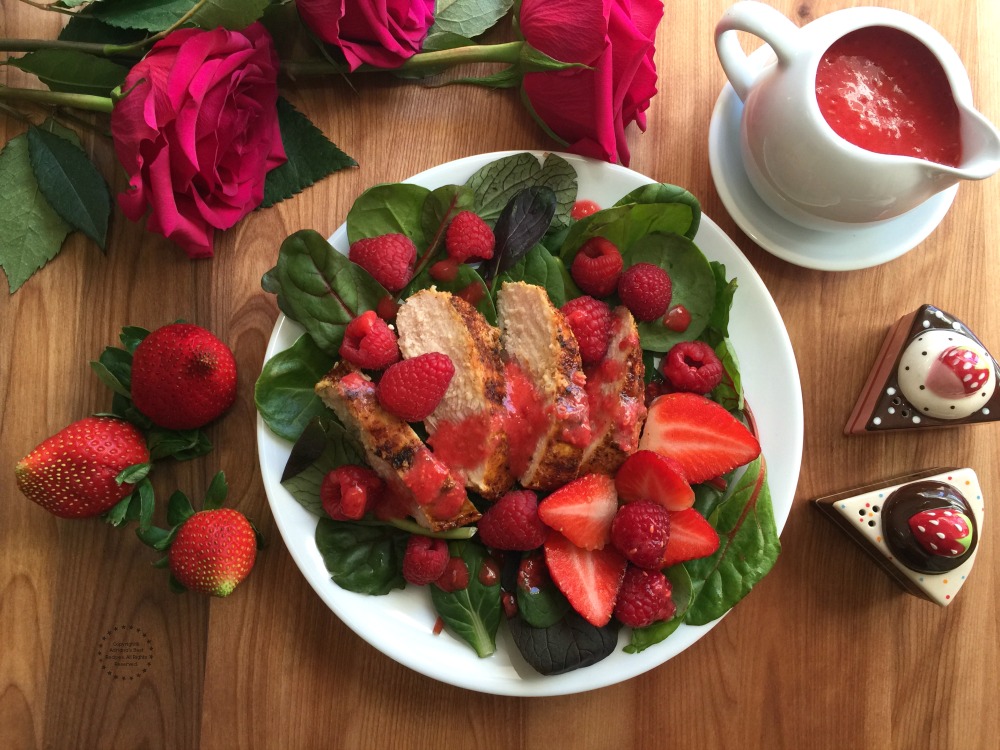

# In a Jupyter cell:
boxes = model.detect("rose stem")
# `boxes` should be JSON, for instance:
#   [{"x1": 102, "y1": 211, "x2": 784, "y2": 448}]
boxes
[{"x1": 0, "y1": 87, "x2": 114, "y2": 114}]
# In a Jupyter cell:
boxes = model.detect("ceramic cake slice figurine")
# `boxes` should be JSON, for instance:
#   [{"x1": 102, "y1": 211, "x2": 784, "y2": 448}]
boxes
[
  {"x1": 845, "y1": 305, "x2": 999, "y2": 434},
  {"x1": 812, "y1": 468, "x2": 984, "y2": 606}
]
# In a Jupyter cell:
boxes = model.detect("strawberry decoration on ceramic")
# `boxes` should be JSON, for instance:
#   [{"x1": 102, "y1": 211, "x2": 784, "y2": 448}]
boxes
[
  {"x1": 907, "y1": 508, "x2": 974, "y2": 557},
  {"x1": 845, "y1": 305, "x2": 999, "y2": 433}
]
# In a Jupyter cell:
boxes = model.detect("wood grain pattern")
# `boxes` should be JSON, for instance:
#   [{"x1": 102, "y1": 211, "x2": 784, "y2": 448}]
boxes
[{"x1": 2, "y1": 1, "x2": 998, "y2": 748}]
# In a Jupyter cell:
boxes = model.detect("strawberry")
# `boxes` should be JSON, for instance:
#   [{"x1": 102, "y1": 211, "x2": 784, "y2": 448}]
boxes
[
  {"x1": 561, "y1": 296, "x2": 612, "y2": 364},
  {"x1": 169, "y1": 508, "x2": 258, "y2": 597},
  {"x1": 537, "y1": 473, "x2": 618, "y2": 550},
  {"x1": 638, "y1": 392, "x2": 760, "y2": 484},
  {"x1": 543, "y1": 531, "x2": 627, "y2": 626},
  {"x1": 349, "y1": 233, "x2": 417, "y2": 292},
  {"x1": 661, "y1": 508, "x2": 720, "y2": 567},
  {"x1": 445, "y1": 211, "x2": 495, "y2": 262},
  {"x1": 908, "y1": 508, "x2": 973, "y2": 557},
  {"x1": 570, "y1": 237, "x2": 623, "y2": 298},
  {"x1": 926, "y1": 346, "x2": 992, "y2": 396},
  {"x1": 376, "y1": 352, "x2": 455, "y2": 422},
  {"x1": 618, "y1": 263, "x2": 672, "y2": 321},
  {"x1": 15, "y1": 416, "x2": 149, "y2": 519},
  {"x1": 614, "y1": 450, "x2": 695, "y2": 511},
  {"x1": 130, "y1": 323, "x2": 237, "y2": 430}
]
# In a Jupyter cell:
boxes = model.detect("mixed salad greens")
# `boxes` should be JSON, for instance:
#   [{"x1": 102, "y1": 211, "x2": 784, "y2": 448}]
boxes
[{"x1": 255, "y1": 152, "x2": 780, "y2": 675}]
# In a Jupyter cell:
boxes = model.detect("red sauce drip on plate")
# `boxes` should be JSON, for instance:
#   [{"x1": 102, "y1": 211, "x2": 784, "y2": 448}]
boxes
[
  {"x1": 571, "y1": 199, "x2": 601, "y2": 220},
  {"x1": 815, "y1": 27, "x2": 962, "y2": 166}
]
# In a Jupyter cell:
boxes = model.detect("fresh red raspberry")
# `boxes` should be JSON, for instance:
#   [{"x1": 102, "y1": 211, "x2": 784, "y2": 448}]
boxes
[
  {"x1": 661, "y1": 340, "x2": 724, "y2": 394},
  {"x1": 321, "y1": 465, "x2": 384, "y2": 521},
  {"x1": 614, "y1": 566, "x2": 677, "y2": 628},
  {"x1": 376, "y1": 352, "x2": 455, "y2": 422},
  {"x1": 339, "y1": 311, "x2": 400, "y2": 370},
  {"x1": 402, "y1": 535, "x2": 450, "y2": 585},
  {"x1": 570, "y1": 237, "x2": 623, "y2": 298},
  {"x1": 477, "y1": 490, "x2": 548, "y2": 551},
  {"x1": 561, "y1": 295, "x2": 612, "y2": 364},
  {"x1": 349, "y1": 233, "x2": 416, "y2": 292},
  {"x1": 618, "y1": 263, "x2": 672, "y2": 321},
  {"x1": 610, "y1": 500, "x2": 671, "y2": 569},
  {"x1": 445, "y1": 211, "x2": 495, "y2": 262}
]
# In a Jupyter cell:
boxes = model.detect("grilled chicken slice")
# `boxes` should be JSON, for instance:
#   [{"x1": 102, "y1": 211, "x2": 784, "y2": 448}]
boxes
[
  {"x1": 395, "y1": 289, "x2": 513, "y2": 500},
  {"x1": 315, "y1": 361, "x2": 480, "y2": 531},
  {"x1": 497, "y1": 281, "x2": 591, "y2": 491},
  {"x1": 579, "y1": 306, "x2": 647, "y2": 475}
]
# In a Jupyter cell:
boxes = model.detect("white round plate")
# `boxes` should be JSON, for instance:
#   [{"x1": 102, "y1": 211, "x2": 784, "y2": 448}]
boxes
[
  {"x1": 708, "y1": 48, "x2": 958, "y2": 272},
  {"x1": 256, "y1": 151, "x2": 804, "y2": 696}
]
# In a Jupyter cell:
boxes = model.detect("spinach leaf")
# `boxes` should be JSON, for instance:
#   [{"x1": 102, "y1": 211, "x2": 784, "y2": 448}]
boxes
[
  {"x1": 430, "y1": 541, "x2": 502, "y2": 657},
  {"x1": 684, "y1": 457, "x2": 780, "y2": 625},
  {"x1": 420, "y1": 183, "x2": 475, "y2": 243},
  {"x1": 626, "y1": 233, "x2": 717, "y2": 352},
  {"x1": 613, "y1": 182, "x2": 701, "y2": 239},
  {"x1": 495, "y1": 243, "x2": 580, "y2": 308},
  {"x1": 625, "y1": 565, "x2": 693, "y2": 653},
  {"x1": 402, "y1": 263, "x2": 497, "y2": 325},
  {"x1": 515, "y1": 551, "x2": 570, "y2": 628},
  {"x1": 254, "y1": 332, "x2": 335, "y2": 442},
  {"x1": 280, "y1": 416, "x2": 366, "y2": 515},
  {"x1": 711, "y1": 338, "x2": 744, "y2": 412},
  {"x1": 315, "y1": 517, "x2": 408, "y2": 595},
  {"x1": 481, "y1": 186, "x2": 557, "y2": 283},
  {"x1": 262, "y1": 229, "x2": 388, "y2": 356},
  {"x1": 705, "y1": 261, "x2": 738, "y2": 345},
  {"x1": 345, "y1": 182, "x2": 431, "y2": 247},
  {"x1": 508, "y1": 611, "x2": 619, "y2": 675}
]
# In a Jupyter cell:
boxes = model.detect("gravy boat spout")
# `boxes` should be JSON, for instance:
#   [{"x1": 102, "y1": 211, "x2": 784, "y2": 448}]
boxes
[{"x1": 950, "y1": 104, "x2": 1000, "y2": 181}]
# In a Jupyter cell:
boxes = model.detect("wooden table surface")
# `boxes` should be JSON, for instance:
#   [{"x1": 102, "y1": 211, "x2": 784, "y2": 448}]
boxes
[{"x1": 3, "y1": 1, "x2": 998, "y2": 748}]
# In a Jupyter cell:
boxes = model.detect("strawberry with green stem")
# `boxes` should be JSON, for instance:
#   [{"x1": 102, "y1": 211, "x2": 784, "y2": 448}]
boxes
[{"x1": 138, "y1": 472, "x2": 263, "y2": 597}]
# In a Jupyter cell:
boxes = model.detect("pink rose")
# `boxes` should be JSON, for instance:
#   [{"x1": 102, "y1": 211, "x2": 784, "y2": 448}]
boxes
[
  {"x1": 519, "y1": 0, "x2": 662, "y2": 166},
  {"x1": 295, "y1": 0, "x2": 435, "y2": 71},
  {"x1": 112, "y1": 24, "x2": 286, "y2": 259}
]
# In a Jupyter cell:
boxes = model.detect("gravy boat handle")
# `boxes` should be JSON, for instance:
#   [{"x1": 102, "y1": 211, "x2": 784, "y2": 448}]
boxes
[{"x1": 715, "y1": 1, "x2": 802, "y2": 101}]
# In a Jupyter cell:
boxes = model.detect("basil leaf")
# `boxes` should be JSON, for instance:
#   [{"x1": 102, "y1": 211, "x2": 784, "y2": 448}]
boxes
[
  {"x1": 494, "y1": 243, "x2": 580, "y2": 308},
  {"x1": 465, "y1": 152, "x2": 542, "y2": 224},
  {"x1": 264, "y1": 230, "x2": 388, "y2": 356},
  {"x1": 281, "y1": 416, "x2": 366, "y2": 516},
  {"x1": 316, "y1": 518, "x2": 407, "y2": 595},
  {"x1": 482, "y1": 186, "x2": 557, "y2": 283},
  {"x1": 684, "y1": 457, "x2": 780, "y2": 625},
  {"x1": 254, "y1": 333, "x2": 336, "y2": 442},
  {"x1": 508, "y1": 611, "x2": 619, "y2": 675},
  {"x1": 430, "y1": 541, "x2": 502, "y2": 658}
]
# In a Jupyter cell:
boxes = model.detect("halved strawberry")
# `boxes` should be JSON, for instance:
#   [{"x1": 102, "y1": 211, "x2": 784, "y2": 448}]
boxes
[
  {"x1": 543, "y1": 532, "x2": 627, "y2": 626},
  {"x1": 614, "y1": 450, "x2": 695, "y2": 510},
  {"x1": 638, "y1": 392, "x2": 760, "y2": 484},
  {"x1": 908, "y1": 508, "x2": 973, "y2": 557},
  {"x1": 661, "y1": 508, "x2": 720, "y2": 567},
  {"x1": 537, "y1": 473, "x2": 618, "y2": 550}
]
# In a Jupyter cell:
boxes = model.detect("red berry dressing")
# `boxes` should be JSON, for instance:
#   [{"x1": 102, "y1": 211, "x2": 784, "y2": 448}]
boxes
[
  {"x1": 435, "y1": 557, "x2": 470, "y2": 592},
  {"x1": 503, "y1": 362, "x2": 550, "y2": 477},
  {"x1": 429, "y1": 258, "x2": 460, "y2": 283},
  {"x1": 664, "y1": 305, "x2": 691, "y2": 332},
  {"x1": 478, "y1": 556, "x2": 500, "y2": 587},
  {"x1": 570, "y1": 199, "x2": 601, "y2": 220},
  {"x1": 456, "y1": 282, "x2": 486, "y2": 307},
  {"x1": 427, "y1": 413, "x2": 498, "y2": 472}
]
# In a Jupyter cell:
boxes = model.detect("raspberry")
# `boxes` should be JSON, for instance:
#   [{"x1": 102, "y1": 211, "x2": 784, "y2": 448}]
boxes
[
  {"x1": 661, "y1": 341, "x2": 724, "y2": 394},
  {"x1": 478, "y1": 490, "x2": 548, "y2": 551},
  {"x1": 610, "y1": 500, "x2": 671, "y2": 569},
  {"x1": 570, "y1": 237, "x2": 623, "y2": 298},
  {"x1": 339, "y1": 311, "x2": 400, "y2": 370},
  {"x1": 614, "y1": 566, "x2": 677, "y2": 628},
  {"x1": 446, "y1": 211, "x2": 495, "y2": 262},
  {"x1": 402, "y1": 535, "x2": 450, "y2": 585},
  {"x1": 561, "y1": 296, "x2": 612, "y2": 364},
  {"x1": 321, "y1": 465, "x2": 384, "y2": 521},
  {"x1": 618, "y1": 263, "x2": 672, "y2": 321},
  {"x1": 349, "y1": 233, "x2": 416, "y2": 292},
  {"x1": 376, "y1": 352, "x2": 455, "y2": 422}
]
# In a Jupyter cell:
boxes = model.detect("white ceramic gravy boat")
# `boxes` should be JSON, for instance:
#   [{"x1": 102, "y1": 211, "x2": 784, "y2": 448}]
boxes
[{"x1": 715, "y1": 2, "x2": 1000, "y2": 231}]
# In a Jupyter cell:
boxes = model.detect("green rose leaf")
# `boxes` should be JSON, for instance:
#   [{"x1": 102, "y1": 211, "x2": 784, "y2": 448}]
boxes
[
  {"x1": 280, "y1": 416, "x2": 366, "y2": 516},
  {"x1": 263, "y1": 229, "x2": 389, "y2": 357},
  {"x1": 7, "y1": 50, "x2": 129, "y2": 97},
  {"x1": 26, "y1": 126, "x2": 111, "y2": 250},
  {"x1": 0, "y1": 134, "x2": 71, "y2": 294},
  {"x1": 254, "y1": 332, "x2": 336, "y2": 442},
  {"x1": 429, "y1": 0, "x2": 514, "y2": 39},
  {"x1": 58, "y1": 13, "x2": 150, "y2": 45},
  {"x1": 262, "y1": 97, "x2": 357, "y2": 209},
  {"x1": 684, "y1": 457, "x2": 781, "y2": 625},
  {"x1": 316, "y1": 518, "x2": 408, "y2": 595},
  {"x1": 430, "y1": 540, "x2": 502, "y2": 658},
  {"x1": 92, "y1": 0, "x2": 269, "y2": 32}
]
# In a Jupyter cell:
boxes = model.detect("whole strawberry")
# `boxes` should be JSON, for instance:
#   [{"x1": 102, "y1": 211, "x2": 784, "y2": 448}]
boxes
[
  {"x1": 15, "y1": 416, "x2": 149, "y2": 518},
  {"x1": 130, "y1": 323, "x2": 237, "y2": 430},
  {"x1": 169, "y1": 508, "x2": 258, "y2": 597}
]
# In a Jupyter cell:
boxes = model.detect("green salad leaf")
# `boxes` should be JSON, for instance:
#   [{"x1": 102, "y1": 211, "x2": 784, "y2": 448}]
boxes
[
  {"x1": 495, "y1": 243, "x2": 580, "y2": 308},
  {"x1": 465, "y1": 152, "x2": 577, "y2": 226},
  {"x1": 430, "y1": 541, "x2": 502, "y2": 657},
  {"x1": 254, "y1": 332, "x2": 335, "y2": 442},
  {"x1": 315, "y1": 518, "x2": 408, "y2": 595},
  {"x1": 281, "y1": 416, "x2": 366, "y2": 515},
  {"x1": 346, "y1": 182, "x2": 431, "y2": 247}
]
